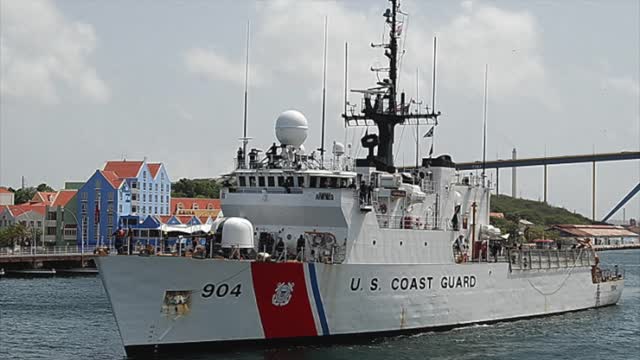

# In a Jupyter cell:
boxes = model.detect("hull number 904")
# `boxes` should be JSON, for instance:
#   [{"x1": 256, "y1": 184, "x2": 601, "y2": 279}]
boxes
[{"x1": 201, "y1": 283, "x2": 242, "y2": 298}]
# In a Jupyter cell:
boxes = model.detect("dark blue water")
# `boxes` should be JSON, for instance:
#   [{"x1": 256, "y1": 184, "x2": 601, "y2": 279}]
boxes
[{"x1": 1, "y1": 250, "x2": 638, "y2": 360}]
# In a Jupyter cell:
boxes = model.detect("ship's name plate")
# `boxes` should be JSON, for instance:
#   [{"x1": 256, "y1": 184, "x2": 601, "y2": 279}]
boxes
[{"x1": 349, "y1": 275, "x2": 477, "y2": 292}]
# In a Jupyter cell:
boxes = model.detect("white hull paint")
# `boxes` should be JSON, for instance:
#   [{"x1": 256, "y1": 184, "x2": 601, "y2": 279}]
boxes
[{"x1": 97, "y1": 255, "x2": 623, "y2": 354}]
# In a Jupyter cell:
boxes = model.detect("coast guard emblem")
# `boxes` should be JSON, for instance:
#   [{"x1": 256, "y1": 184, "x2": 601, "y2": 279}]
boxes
[{"x1": 272, "y1": 282, "x2": 294, "y2": 306}]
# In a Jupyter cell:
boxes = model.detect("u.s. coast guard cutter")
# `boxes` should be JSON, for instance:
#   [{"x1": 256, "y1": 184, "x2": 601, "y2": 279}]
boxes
[{"x1": 97, "y1": 0, "x2": 624, "y2": 355}]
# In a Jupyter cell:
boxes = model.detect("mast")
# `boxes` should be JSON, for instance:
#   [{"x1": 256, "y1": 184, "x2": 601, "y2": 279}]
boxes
[
  {"x1": 343, "y1": 0, "x2": 440, "y2": 172},
  {"x1": 241, "y1": 21, "x2": 251, "y2": 168},
  {"x1": 320, "y1": 16, "x2": 328, "y2": 167},
  {"x1": 482, "y1": 64, "x2": 488, "y2": 181}
]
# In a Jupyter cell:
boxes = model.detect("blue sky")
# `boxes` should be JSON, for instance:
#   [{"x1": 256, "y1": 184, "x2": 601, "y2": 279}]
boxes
[{"x1": 1, "y1": 0, "x2": 638, "y2": 221}]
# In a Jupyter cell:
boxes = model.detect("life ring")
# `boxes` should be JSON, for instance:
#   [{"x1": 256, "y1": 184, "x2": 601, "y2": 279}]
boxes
[{"x1": 379, "y1": 203, "x2": 387, "y2": 214}]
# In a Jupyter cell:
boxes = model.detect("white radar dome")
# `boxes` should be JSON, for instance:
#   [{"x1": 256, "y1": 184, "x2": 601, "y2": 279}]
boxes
[
  {"x1": 333, "y1": 142, "x2": 345, "y2": 156},
  {"x1": 220, "y1": 217, "x2": 255, "y2": 249},
  {"x1": 275, "y1": 110, "x2": 308, "y2": 147}
]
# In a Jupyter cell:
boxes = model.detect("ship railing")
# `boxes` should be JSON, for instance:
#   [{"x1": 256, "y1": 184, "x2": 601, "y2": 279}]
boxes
[
  {"x1": 420, "y1": 180, "x2": 436, "y2": 194},
  {"x1": 375, "y1": 214, "x2": 453, "y2": 231},
  {"x1": 598, "y1": 265, "x2": 624, "y2": 282},
  {"x1": 233, "y1": 187, "x2": 304, "y2": 194},
  {"x1": 507, "y1": 248, "x2": 596, "y2": 271}
]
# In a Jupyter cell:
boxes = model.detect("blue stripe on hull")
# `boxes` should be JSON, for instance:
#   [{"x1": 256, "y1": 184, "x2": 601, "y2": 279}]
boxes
[{"x1": 308, "y1": 263, "x2": 330, "y2": 335}]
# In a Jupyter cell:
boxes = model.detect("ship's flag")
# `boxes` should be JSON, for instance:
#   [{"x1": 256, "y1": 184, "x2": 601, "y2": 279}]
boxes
[
  {"x1": 424, "y1": 126, "x2": 434, "y2": 138},
  {"x1": 94, "y1": 202, "x2": 100, "y2": 224}
]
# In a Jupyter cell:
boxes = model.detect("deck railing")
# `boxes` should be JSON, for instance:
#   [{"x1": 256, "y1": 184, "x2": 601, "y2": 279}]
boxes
[{"x1": 508, "y1": 248, "x2": 596, "y2": 271}]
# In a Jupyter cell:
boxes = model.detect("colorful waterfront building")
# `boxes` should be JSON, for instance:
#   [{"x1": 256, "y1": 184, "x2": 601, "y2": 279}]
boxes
[{"x1": 76, "y1": 160, "x2": 171, "y2": 247}]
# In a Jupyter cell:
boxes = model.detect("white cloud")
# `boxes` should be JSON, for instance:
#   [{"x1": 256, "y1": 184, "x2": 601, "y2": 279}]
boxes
[
  {"x1": 183, "y1": 0, "x2": 552, "y2": 109},
  {"x1": 602, "y1": 75, "x2": 640, "y2": 98},
  {"x1": 0, "y1": 0, "x2": 109, "y2": 104}
]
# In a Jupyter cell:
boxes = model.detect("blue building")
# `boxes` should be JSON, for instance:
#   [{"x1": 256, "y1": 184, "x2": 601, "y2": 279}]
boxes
[{"x1": 76, "y1": 160, "x2": 171, "y2": 246}]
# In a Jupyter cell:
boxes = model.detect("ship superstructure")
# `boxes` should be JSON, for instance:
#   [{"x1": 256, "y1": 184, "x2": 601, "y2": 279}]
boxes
[{"x1": 96, "y1": 1, "x2": 624, "y2": 356}]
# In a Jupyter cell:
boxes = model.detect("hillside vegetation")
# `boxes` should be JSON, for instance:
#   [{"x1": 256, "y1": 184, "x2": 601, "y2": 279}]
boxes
[{"x1": 490, "y1": 195, "x2": 593, "y2": 242}]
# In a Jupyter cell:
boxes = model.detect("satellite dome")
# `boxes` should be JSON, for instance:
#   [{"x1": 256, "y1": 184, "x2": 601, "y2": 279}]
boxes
[
  {"x1": 333, "y1": 142, "x2": 345, "y2": 156},
  {"x1": 275, "y1": 110, "x2": 308, "y2": 147},
  {"x1": 220, "y1": 217, "x2": 254, "y2": 249}
]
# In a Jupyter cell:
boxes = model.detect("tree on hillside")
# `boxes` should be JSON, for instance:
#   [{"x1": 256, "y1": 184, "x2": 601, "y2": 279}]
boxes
[
  {"x1": 13, "y1": 187, "x2": 36, "y2": 205},
  {"x1": 172, "y1": 178, "x2": 221, "y2": 199},
  {"x1": 36, "y1": 183, "x2": 55, "y2": 192}
]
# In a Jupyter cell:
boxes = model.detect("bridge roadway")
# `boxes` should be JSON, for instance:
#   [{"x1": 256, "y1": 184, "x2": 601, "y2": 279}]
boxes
[
  {"x1": 454, "y1": 151, "x2": 640, "y2": 170},
  {"x1": 0, "y1": 247, "x2": 98, "y2": 269}
]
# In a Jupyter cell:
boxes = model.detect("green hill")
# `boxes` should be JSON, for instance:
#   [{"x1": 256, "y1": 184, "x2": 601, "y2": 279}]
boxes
[{"x1": 489, "y1": 194, "x2": 593, "y2": 242}]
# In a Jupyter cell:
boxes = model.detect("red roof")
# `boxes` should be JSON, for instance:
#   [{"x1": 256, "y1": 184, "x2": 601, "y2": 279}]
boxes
[
  {"x1": 171, "y1": 197, "x2": 220, "y2": 214},
  {"x1": 52, "y1": 190, "x2": 77, "y2": 207},
  {"x1": 0, "y1": 187, "x2": 12, "y2": 194},
  {"x1": 552, "y1": 224, "x2": 638, "y2": 238},
  {"x1": 103, "y1": 161, "x2": 143, "y2": 178},
  {"x1": 176, "y1": 215, "x2": 194, "y2": 224},
  {"x1": 158, "y1": 215, "x2": 173, "y2": 224},
  {"x1": 148, "y1": 163, "x2": 162, "y2": 179},
  {"x1": 31, "y1": 192, "x2": 57, "y2": 204},
  {"x1": 101, "y1": 171, "x2": 125, "y2": 188},
  {"x1": 6, "y1": 203, "x2": 47, "y2": 216}
]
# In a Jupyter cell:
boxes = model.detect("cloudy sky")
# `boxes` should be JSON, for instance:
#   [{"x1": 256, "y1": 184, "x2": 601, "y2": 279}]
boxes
[{"x1": 1, "y1": 0, "x2": 639, "y2": 221}]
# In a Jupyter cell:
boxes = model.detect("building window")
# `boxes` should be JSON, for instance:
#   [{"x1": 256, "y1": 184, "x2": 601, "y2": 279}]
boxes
[
  {"x1": 82, "y1": 191, "x2": 88, "y2": 200},
  {"x1": 142, "y1": 194, "x2": 146, "y2": 202},
  {"x1": 166, "y1": 195, "x2": 169, "y2": 203},
  {"x1": 238, "y1": 176, "x2": 246, "y2": 187},
  {"x1": 267, "y1": 177, "x2": 275, "y2": 187},
  {"x1": 258, "y1": 177, "x2": 265, "y2": 187},
  {"x1": 47, "y1": 211, "x2": 57, "y2": 221},
  {"x1": 95, "y1": 179, "x2": 101, "y2": 189},
  {"x1": 207, "y1": 204, "x2": 214, "y2": 210},
  {"x1": 131, "y1": 181, "x2": 137, "y2": 189},
  {"x1": 46, "y1": 227, "x2": 56, "y2": 236},
  {"x1": 143, "y1": 171, "x2": 147, "y2": 180},
  {"x1": 119, "y1": 204, "x2": 123, "y2": 213},
  {"x1": 37, "y1": 221, "x2": 42, "y2": 228},
  {"x1": 155, "y1": 195, "x2": 158, "y2": 202},
  {"x1": 177, "y1": 203, "x2": 183, "y2": 210},
  {"x1": 193, "y1": 203, "x2": 199, "y2": 210},
  {"x1": 154, "y1": 206, "x2": 157, "y2": 213},
  {"x1": 143, "y1": 183, "x2": 146, "y2": 190},
  {"x1": 132, "y1": 205, "x2": 137, "y2": 213},
  {"x1": 81, "y1": 202, "x2": 87, "y2": 214},
  {"x1": 155, "y1": 184, "x2": 158, "y2": 191},
  {"x1": 132, "y1": 193, "x2": 138, "y2": 201}
]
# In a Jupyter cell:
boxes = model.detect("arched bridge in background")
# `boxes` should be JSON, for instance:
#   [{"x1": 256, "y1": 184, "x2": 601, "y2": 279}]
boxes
[{"x1": 405, "y1": 151, "x2": 640, "y2": 223}]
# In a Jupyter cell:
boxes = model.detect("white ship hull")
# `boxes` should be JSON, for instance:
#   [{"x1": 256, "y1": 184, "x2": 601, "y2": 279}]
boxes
[{"x1": 97, "y1": 255, "x2": 623, "y2": 356}]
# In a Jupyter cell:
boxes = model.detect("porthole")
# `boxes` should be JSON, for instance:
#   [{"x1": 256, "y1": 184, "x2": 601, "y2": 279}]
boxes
[
  {"x1": 373, "y1": 240, "x2": 377, "y2": 245},
  {"x1": 424, "y1": 242, "x2": 428, "y2": 246},
  {"x1": 400, "y1": 241, "x2": 403, "y2": 246}
]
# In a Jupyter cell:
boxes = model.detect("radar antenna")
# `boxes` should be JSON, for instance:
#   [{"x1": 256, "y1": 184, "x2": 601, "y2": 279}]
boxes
[{"x1": 342, "y1": 0, "x2": 441, "y2": 172}]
